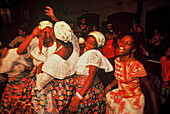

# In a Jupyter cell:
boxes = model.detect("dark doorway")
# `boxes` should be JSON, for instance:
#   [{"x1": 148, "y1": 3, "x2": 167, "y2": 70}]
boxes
[{"x1": 107, "y1": 12, "x2": 134, "y2": 35}]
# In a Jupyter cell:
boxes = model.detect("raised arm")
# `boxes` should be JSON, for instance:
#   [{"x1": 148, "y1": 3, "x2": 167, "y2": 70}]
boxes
[
  {"x1": 17, "y1": 27, "x2": 40, "y2": 55},
  {"x1": 8, "y1": 37, "x2": 19, "y2": 48},
  {"x1": 45, "y1": 6, "x2": 59, "y2": 22},
  {"x1": 68, "y1": 65, "x2": 97, "y2": 112}
]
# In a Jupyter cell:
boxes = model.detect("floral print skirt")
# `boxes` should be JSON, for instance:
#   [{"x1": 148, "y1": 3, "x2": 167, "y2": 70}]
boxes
[
  {"x1": 14, "y1": 66, "x2": 38, "y2": 114},
  {"x1": 71, "y1": 75, "x2": 106, "y2": 113},
  {"x1": 106, "y1": 88, "x2": 145, "y2": 114},
  {"x1": 32, "y1": 74, "x2": 77, "y2": 114},
  {"x1": 0, "y1": 73, "x2": 30, "y2": 113}
]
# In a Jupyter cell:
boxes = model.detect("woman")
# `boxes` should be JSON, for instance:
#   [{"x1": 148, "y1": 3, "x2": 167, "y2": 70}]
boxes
[
  {"x1": 0, "y1": 47, "x2": 32, "y2": 113},
  {"x1": 68, "y1": 31, "x2": 113, "y2": 113},
  {"x1": 16, "y1": 20, "x2": 56, "y2": 113},
  {"x1": 32, "y1": 21, "x2": 80, "y2": 113},
  {"x1": 105, "y1": 35, "x2": 158, "y2": 114}
]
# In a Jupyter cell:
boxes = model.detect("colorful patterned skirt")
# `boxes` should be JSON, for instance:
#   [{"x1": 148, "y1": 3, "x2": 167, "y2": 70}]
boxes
[
  {"x1": 106, "y1": 88, "x2": 145, "y2": 114},
  {"x1": 32, "y1": 74, "x2": 77, "y2": 114},
  {"x1": 71, "y1": 75, "x2": 106, "y2": 113},
  {"x1": 0, "y1": 73, "x2": 30, "y2": 113},
  {"x1": 14, "y1": 66, "x2": 38, "y2": 113}
]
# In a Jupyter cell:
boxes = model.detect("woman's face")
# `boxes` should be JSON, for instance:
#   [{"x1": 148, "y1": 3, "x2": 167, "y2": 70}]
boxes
[
  {"x1": 70, "y1": 23, "x2": 74, "y2": 29},
  {"x1": 41, "y1": 27, "x2": 53, "y2": 43},
  {"x1": 18, "y1": 29, "x2": 25, "y2": 37},
  {"x1": 136, "y1": 26, "x2": 143, "y2": 33},
  {"x1": 154, "y1": 32, "x2": 161, "y2": 41},
  {"x1": 92, "y1": 26, "x2": 97, "y2": 31},
  {"x1": 81, "y1": 19, "x2": 86, "y2": 24},
  {"x1": 84, "y1": 36, "x2": 97, "y2": 52},
  {"x1": 118, "y1": 35, "x2": 134, "y2": 56}
]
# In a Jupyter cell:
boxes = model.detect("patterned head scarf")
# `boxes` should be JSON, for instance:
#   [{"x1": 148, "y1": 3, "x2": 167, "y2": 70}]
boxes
[
  {"x1": 38, "y1": 20, "x2": 53, "y2": 30},
  {"x1": 54, "y1": 21, "x2": 72, "y2": 43},
  {"x1": 88, "y1": 31, "x2": 105, "y2": 47}
]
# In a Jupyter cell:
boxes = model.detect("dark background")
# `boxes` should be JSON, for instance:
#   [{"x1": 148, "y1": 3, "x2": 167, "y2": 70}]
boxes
[{"x1": 0, "y1": 0, "x2": 169, "y2": 47}]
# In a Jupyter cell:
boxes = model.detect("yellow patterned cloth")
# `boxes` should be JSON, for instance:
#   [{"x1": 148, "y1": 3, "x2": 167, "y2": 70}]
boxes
[{"x1": 106, "y1": 57, "x2": 147, "y2": 114}]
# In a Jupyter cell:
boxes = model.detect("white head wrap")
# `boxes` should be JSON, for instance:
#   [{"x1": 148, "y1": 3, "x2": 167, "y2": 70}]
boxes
[
  {"x1": 79, "y1": 37, "x2": 85, "y2": 44},
  {"x1": 88, "y1": 31, "x2": 105, "y2": 47},
  {"x1": 38, "y1": 20, "x2": 53, "y2": 30},
  {"x1": 54, "y1": 21, "x2": 72, "y2": 43}
]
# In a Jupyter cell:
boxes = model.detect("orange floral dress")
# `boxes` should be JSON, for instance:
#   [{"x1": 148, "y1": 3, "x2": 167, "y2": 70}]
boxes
[{"x1": 106, "y1": 57, "x2": 147, "y2": 114}]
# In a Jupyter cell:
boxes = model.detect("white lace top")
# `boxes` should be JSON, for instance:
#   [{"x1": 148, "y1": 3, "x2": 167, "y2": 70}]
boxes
[
  {"x1": 26, "y1": 37, "x2": 57, "y2": 66},
  {"x1": 42, "y1": 34, "x2": 80, "y2": 79},
  {"x1": 0, "y1": 48, "x2": 32, "y2": 77},
  {"x1": 76, "y1": 49, "x2": 113, "y2": 75}
]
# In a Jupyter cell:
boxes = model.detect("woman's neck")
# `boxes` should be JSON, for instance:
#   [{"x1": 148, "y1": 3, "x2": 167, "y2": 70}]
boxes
[
  {"x1": 44, "y1": 41, "x2": 54, "y2": 47},
  {"x1": 120, "y1": 54, "x2": 133, "y2": 62}
]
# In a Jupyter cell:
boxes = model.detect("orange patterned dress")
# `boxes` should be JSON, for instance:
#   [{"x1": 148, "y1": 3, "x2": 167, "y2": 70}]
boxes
[{"x1": 106, "y1": 57, "x2": 147, "y2": 114}]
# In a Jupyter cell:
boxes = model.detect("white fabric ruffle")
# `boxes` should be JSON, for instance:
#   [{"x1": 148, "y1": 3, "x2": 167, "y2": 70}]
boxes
[
  {"x1": 76, "y1": 49, "x2": 113, "y2": 75},
  {"x1": 0, "y1": 48, "x2": 32, "y2": 77}
]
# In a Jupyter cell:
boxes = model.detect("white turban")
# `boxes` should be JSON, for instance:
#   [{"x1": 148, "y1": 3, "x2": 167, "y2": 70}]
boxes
[
  {"x1": 38, "y1": 20, "x2": 53, "y2": 30},
  {"x1": 54, "y1": 21, "x2": 72, "y2": 43},
  {"x1": 88, "y1": 31, "x2": 105, "y2": 47},
  {"x1": 79, "y1": 37, "x2": 85, "y2": 44}
]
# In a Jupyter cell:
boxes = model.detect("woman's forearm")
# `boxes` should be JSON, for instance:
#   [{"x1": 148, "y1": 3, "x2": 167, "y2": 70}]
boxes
[
  {"x1": 78, "y1": 65, "x2": 97, "y2": 98},
  {"x1": 17, "y1": 33, "x2": 34, "y2": 55},
  {"x1": 109, "y1": 79, "x2": 118, "y2": 88},
  {"x1": 79, "y1": 76, "x2": 95, "y2": 97},
  {"x1": 50, "y1": 15, "x2": 59, "y2": 22}
]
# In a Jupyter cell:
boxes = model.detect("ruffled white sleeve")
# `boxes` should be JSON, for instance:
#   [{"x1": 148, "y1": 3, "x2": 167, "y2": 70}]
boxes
[
  {"x1": 76, "y1": 50, "x2": 113, "y2": 75},
  {"x1": 26, "y1": 37, "x2": 39, "y2": 58}
]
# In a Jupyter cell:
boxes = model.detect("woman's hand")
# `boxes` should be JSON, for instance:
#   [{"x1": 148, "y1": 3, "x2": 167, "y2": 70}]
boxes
[
  {"x1": 31, "y1": 27, "x2": 41, "y2": 37},
  {"x1": 68, "y1": 96, "x2": 81, "y2": 112},
  {"x1": 45, "y1": 6, "x2": 55, "y2": 17},
  {"x1": 105, "y1": 84, "x2": 111, "y2": 96},
  {"x1": 45, "y1": 6, "x2": 59, "y2": 22}
]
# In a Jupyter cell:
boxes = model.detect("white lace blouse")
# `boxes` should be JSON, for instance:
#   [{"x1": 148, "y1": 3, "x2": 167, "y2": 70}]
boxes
[
  {"x1": 76, "y1": 49, "x2": 113, "y2": 76},
  {"x1": 35, "y1": 34, "x2": 79, "y2": 90},
  {"x1": 26, "y1": 37, "x2": 57, "y2": 66}
]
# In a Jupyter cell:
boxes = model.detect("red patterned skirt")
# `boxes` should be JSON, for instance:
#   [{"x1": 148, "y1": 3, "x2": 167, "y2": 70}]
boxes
[
  {"x1": 14, "y1": 66, "x2": 38, "y2": 113},
  {"x1": 71, "y1": 75, "x2": 106, "y2": 113},
  {"x1": 0, "y1": 73, "x2": 30, "y2": 113},
  {"x1": 32, "y1": 74, "x2": 77, "y2": 113}
]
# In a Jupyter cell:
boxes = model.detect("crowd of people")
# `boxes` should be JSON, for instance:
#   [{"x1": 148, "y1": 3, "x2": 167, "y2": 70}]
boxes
[{"x1": 0, "y1": 6, "x2": 169, "y2": 114}]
